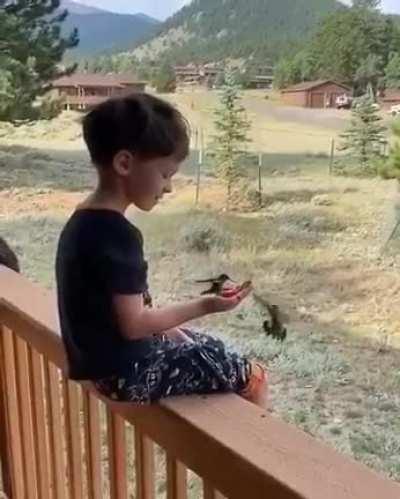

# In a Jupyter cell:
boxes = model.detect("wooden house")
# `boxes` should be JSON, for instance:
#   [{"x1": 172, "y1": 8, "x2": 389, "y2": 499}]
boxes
[
  {"x1": 52, "y1": 73, "x2": 147, "y2": 110},
  {"x1": 281, "y1": 80, "x2": 351, "y2": 108}
]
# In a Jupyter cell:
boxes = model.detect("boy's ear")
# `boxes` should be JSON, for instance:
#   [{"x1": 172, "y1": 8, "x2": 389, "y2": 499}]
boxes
[{"x1": 113, "y1": 150, "x2": 135, "y2": 176}]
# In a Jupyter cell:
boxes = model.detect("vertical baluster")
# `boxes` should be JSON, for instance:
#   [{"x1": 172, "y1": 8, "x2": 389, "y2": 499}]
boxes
[
  {"x1": 0, "y1": 326, "x2": 16, "y2": 498},
  {"x1": 107, "y1": 409, "x2": 128, "y2": 499},
  {"x1": 63, "y1": 379, "x2": 84, "y2": 499},
  {"x1": 203, "y1": 482, "x2": 226, "y2": 499},
  {"x1": 166, "y1": 457, "x2": 187, "y2": 499},
  {"x1": 83, "y1": 391, "x2": 102, "y2": 499},
  {"x1": 28, "y1": 347, "x2": 51, "y2": 499},
  {"x1": 14, "y1": 336, "x2": 38, "y2": 499},
  {"x1": 134, "y1": 428, "x2": 155, "y2": 499},
  {"x1": 45, "y1": 361, "x2": 67, "y2": 499}
]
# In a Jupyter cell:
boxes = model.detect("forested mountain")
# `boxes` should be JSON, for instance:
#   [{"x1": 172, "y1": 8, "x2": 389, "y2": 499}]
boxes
[
  {"x1": 131, "y1": 0, "x2": 343, "y2": 63},
  {"x1": 60, "y1": 1, "x2": 159, "y2": 59}
]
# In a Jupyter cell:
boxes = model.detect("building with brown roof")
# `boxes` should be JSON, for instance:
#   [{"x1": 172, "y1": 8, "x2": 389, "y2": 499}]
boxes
[
  {"x1": 281, "y1": 80, "x2": 351, "y2": 108},
  {"x1": 379, "y1": 89, "x2": 400, "y2": 109},
  {"x1": 52, "y1": 73, "x2": 147, "y2": 110}
]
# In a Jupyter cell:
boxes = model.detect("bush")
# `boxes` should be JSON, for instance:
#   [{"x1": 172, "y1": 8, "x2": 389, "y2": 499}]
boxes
[
  {"x1": 38, "y1": 96, "x2": 64, "y2": 121},
  {"x1": 180, "y1": 216, "x2": 231, "y2": 252},
  {"x1": 377, "y1": 159, "x2": 400, "y2": 180}
]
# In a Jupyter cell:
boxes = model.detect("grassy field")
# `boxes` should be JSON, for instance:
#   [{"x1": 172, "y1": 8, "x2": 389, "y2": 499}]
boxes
[{"x1": 1, "y1": 92, "x2": 400, "y2": 486}]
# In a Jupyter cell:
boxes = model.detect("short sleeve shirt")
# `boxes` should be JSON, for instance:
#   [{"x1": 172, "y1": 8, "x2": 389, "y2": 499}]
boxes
[{"x1": 56, "y1": 209, "x2": 149, "y2": 380}]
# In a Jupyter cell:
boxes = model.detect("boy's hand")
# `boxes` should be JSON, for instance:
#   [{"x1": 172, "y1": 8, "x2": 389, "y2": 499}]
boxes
[
  {"x1": 203, "y1": 284, "x2": 252, "y2": 314},
  {"x1": 164, "y1": 327, "x2": 195, "y2": 344}
]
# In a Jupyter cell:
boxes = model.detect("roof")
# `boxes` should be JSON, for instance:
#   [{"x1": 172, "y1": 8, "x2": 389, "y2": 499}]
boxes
[
  {"x1": 381, "y1": 89, "x2": 400, "y2": 101},
  {"x1": 52, "y1": 73, "x2": 145, "y2": 88},
  {"x1": 281, "y1": 80, "x2": 351, "y2": 93}
]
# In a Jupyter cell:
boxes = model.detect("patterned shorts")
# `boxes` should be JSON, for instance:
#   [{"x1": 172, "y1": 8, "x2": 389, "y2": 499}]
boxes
[{"x1": 94, "y1": 329, "x2": 253, "y2": 404}]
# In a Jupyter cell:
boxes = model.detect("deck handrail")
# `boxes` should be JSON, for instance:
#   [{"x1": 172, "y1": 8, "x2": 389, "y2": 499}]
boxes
[{"x1": 0, "y1": 265, "x2": 399, "y2": 499}]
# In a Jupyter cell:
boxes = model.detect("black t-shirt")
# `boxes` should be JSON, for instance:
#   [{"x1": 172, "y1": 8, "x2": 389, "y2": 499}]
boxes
[{"x1": 56, "y1": 209, "x2": 149, "y2": 380}]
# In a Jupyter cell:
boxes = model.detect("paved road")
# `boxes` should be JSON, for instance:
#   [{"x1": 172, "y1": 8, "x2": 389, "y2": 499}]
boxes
[{"x1": 244, "y1": 95, "x2": 350, "y2": 131}]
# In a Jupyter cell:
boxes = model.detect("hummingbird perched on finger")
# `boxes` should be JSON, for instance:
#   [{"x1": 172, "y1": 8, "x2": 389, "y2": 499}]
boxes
[{"x1": 195, "y1": 273, "x2": 235, "y2": 295}]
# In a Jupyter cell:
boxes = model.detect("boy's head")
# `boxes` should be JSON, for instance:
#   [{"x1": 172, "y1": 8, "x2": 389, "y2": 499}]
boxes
[
  {"x1": 0, "y1": 237, "x2": 20, "y2": 273},
  {"x1": 83, "y1": 93, "x2": 190, "y2": 211}
]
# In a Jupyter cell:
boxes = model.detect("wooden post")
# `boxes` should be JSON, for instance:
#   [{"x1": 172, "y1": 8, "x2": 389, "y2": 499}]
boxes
[
  {"x1": 195, "y1": 128, "x2": 203, "y2": 205},
  {"x1": 329, "y1": 138, "x2": 335, "y2": 175},
  {"x1": 166, "y1": 457, "x2": 187, "y2": 499},
  {"x1": 135, "y1": 429, "x2": 155, "y2": 499},
  {"x1": 258, "y1": 153, "x2": 263, "y2": 208},
  {"x1": 0, "y1": 326, "x2": 13, "y2": 498}
]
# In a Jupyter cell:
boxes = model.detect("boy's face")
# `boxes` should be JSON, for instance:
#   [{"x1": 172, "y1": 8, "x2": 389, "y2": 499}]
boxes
[{"x1": 119, "y1": 154, "x2": 180, "y2": 211}]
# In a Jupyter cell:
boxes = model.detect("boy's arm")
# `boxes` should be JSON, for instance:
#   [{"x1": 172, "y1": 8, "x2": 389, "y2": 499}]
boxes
[{"x1": 113, "y1": 287, "x2": 251, "y2": 341}]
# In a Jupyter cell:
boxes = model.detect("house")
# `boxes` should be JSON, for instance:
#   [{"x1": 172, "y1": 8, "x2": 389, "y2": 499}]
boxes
[
  {"x1": 281, "y1": 80, "x2": 351, "y2": 108},
  {"x1": 246, "y1": 64, "x2": 274, "y2": 89},
  {"x1": 379, "y1": 89, "x2": 400, "y2": 109},
  {"x1": 52, "y1": 73, "x2": 147, "y2": 110},
  {"x1": 174, "y1": 63, "x2": 222, "y2": 89},
  {"x1": 248, "y1": 74, "x2": 274, "y2": 89}
]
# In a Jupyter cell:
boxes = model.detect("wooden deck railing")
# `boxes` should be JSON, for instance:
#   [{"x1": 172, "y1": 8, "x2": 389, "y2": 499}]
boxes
[{"x1": 0, "y1": 265, "x2": 400, "y2": 499}]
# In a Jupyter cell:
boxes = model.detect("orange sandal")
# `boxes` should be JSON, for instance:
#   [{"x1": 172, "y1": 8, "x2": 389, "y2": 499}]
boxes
[{"x1": 240, "y1": 362, "x2": 268, "y2": 404}]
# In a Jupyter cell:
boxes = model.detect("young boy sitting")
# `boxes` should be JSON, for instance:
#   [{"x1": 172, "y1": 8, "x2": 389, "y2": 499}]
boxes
[{"x1": 56, "y1": 93, "x2": 267, "y2": 407}]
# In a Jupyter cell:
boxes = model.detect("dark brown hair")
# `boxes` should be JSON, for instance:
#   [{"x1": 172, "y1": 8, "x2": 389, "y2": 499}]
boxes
[
  {"x1": 82, "y1": 92, "x2": 190, "y2": 167},
  {"x1": 0, "y1": 237, "x2": 20, "y2": 273}
]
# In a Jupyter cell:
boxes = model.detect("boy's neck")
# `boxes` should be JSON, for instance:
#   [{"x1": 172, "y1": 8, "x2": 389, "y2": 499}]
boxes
[{"x1": 80, "y1": 183, "x2": 130, "y2": 215}]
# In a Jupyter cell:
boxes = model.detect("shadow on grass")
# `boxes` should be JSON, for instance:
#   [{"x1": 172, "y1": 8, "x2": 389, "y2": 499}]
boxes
[
  {"x1": 0, "y1": 144, "x2": 95, "y2": 191},
  {"x1": 0, "y1": 141, "x2": 334, "y2": 193}
]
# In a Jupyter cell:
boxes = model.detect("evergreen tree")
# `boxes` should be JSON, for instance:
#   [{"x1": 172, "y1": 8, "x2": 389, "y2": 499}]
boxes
[
  {"x1": 340, "y1": 95, "x2": 387, "y2": 173},
  {"x1": 384, "y1": 121, "x2": 400, "y2": 179},
  {"x1": 355, "y1": 54, "x2": 383, "y2": 96},
  {"x1": 0, "y1": 0, "x2": 79, "y2": 121},
  {"x1": 152, "y1": 62, "x2": 176, "y2": 93},
  {"x1": 352, "y1": 0, "x2": 380, "y2": 10},
  {"x1": 385, "y1": 53, "x2": 400, "y2": 89},
  {"x1": 212, "y1": 71, "x2": 251, "y2": 205},
  {"x1": 309, "y1": 2, "x2": 400, "y2": 88}
]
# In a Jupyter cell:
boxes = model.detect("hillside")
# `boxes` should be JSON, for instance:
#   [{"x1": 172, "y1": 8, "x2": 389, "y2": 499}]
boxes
[
  {"x1": 130, "y1": 0, "x2": 344, "y2": 63},
  {"x1": 60, "y1": 1, "x2": 160, "y2": 59}
]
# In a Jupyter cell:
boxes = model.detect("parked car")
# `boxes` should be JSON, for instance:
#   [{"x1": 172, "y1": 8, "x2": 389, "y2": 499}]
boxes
[
  {"x1": 389, "y1": 104, "x2": 400, "y2": 117},
  {"x1": 335, "y1": 94, "x2": 353, "y2": 109}
]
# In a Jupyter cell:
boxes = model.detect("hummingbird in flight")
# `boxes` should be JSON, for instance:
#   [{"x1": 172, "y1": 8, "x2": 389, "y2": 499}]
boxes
[{"x1": 263, "y1": 303, "x2": 287, "y2": 341}]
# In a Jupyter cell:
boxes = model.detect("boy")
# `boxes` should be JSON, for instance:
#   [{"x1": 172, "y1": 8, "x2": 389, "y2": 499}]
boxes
[{"x1": 56, "y1": 93, "x2": 267, "y2": 406}]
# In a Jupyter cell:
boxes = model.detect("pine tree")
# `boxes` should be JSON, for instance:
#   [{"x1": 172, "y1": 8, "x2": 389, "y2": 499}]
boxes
[
  {"x1": 152, "y1": 62, "x2": 176, "y2": 93},
  {"x1": 212, "y1": 71, "x2": 251, "y2": 205},
  {"x1": 0, "y1": 0, "x2": 79, "y2": 121},
  {"x1": 340, "y1": 95, "x2": 387, "y2": 173},
  {"x1": 386, "y1": 121, "x2": 400, "y2": 179}
]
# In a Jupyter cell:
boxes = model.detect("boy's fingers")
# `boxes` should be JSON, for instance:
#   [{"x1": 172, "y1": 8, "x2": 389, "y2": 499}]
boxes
[{"x1": 237, "y1": 287, "x2": 252, "y2": 301}]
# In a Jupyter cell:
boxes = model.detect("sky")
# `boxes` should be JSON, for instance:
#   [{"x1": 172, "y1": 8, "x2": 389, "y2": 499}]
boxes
[
  {"x1": 78, "y1": 0, "x2": 400, "y2": 20},
  {"x1": 78, "y1": 0, "x2": 191, "y2": 20}
]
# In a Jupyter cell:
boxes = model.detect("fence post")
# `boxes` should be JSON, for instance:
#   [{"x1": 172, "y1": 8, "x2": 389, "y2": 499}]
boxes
[
  {"x1": 329, "y1": 138, "x2": 335, "y2": 175},
  {"x1": 258, "y1": 153, "x2": 263, "y2": 208},
  {"x1": 195, "y1": 128, "x2": 204, "y2": 205}
]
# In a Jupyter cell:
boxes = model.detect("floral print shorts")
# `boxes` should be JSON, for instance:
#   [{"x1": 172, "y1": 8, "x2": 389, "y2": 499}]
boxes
[{"x1": 94, "y1": 329, "x2": 253, "y2": 404}]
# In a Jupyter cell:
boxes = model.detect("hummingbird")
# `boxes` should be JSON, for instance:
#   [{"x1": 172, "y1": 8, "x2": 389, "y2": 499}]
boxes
[
  {"x1": 253, "y1": 293, "x2": 288, "y2": 342},
  {"x1": 143, "y1": 290, "x2": 153, "y2": 308},
  {"x1": 263, "y1": 304, "x2": 287, "y2": 342},
  {"x1": 195, "y1": 273, "x2": 235, "y2": 295}
]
